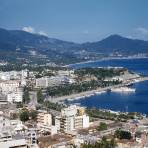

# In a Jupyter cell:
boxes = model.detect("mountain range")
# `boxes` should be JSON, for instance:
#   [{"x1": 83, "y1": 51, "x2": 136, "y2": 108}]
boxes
[{"x1": 0, "y1": 28, "x2": 148, "y2": 65}]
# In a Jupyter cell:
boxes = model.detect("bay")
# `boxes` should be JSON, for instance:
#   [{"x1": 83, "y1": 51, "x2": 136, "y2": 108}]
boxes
[{"x1": 67, "y1": 58, "x2": 148, "y2": 114}]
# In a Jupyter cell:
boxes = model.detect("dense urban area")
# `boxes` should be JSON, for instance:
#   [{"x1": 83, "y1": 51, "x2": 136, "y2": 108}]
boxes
[{"x1": 0, "y1": 63, "x2": 148, "y2": 148}]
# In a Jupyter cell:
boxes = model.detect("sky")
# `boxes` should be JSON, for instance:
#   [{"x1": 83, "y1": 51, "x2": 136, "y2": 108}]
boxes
[{"x1": 0, "y1": 0, "x2": 148, "y2": 43}]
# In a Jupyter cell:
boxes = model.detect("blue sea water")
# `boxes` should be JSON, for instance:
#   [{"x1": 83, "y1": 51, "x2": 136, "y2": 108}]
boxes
[{"x1": 67, "y1": 58, "x2": 148, "y2": 114}]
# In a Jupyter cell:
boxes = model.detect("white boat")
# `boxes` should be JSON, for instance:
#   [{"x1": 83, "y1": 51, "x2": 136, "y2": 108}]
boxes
[
  {"x1": 134, "y1": 79, "x2": 141, "y2": 83},
  {"x1": 111, "y1": 87, "x2": 135, "y2": 93},
  {"x1": 95, "y1": 91, "x2": 106, "y2": 94}
]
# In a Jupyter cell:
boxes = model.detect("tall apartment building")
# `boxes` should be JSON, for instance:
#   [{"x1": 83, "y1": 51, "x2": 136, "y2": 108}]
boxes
[
  {"x1": 55, "y1": 105, "x2": 89, "y2": 133},
  {"x1": 0, "y1": 80, "x2": 20, "y2": 95},
  {"x1": 37, "y1": 110, "x2": 52, "y2": 127}
]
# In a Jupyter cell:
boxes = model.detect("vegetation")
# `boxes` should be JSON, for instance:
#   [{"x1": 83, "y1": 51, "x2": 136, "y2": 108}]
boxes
[
  {"x1": 45, "y1": 67, "x2": 125, "y2": 98},
  {"x1": 19, "y1": 108, "x2": 38, "y2": 122},
  {"x1": 97, "y1": 122, "x2": 108, "y2": 131},
  {"x1": 114, "y1": 129, "x2": 132, "y2": 140},
  {"x1": 86, "y1": 108, "x2": 142, "y2": 121},
  {"x1": 43, "y1": 101, "x2": 65, "y2": 111},
  {"x1": 86, "y1": 108, "x2": 117, "y2": 120},
  {"x1": 81, "y1": 137, "x2": 116, "y2": 148},
  {"x1": 75, "y1": 67, "x2": 126, "y2": 79},
  {"x1": 23, "y1": 86, "x2": 30, "y2": 104},
  {"x1": 0, "y1": 64, "x2": 68, "y2": 72},
  {"x1": 29, "y1": 110, "x2": 38, "y2": 121},
  {"x1": 47, "y1": 79, "x2": 120, "y2": 97},
  {"x1": 19, "y1": 108, "x2": 29, "y2": 122},
  {"x1": 37, "y1": 89, "x2": 44, "y2": 104},
  {"x1": 35, "y1": 72, "x2": 55, "y2": 78},
  {"x1": 16, "y1": 102, "x2": 23, "y2": 108}
]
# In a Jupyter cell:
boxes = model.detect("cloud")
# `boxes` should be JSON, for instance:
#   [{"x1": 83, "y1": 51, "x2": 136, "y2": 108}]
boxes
[
  {"x1": 22, "y1": 26, "x2": 48, "y2": 36},
  {"x1": 22, "y1": 26, "x2": 35, "y2": 33},
  {"x1": 135, "y1": 27, "x2": 148, "y2": 35},
  {"x1": 38, "y1": 31, "x2": 48, "y2": 36}
]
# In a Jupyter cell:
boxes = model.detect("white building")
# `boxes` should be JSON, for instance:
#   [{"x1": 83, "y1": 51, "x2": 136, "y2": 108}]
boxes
[
  {"x1": 7, "y1": 88, "x2": 23, "y2": 103},
  {"x1": 0, "y1": 80, "x2": 20, "y2": 95},
  {"x1": 0, "y1": 111, "x2": 11, "y2": 132},
  {"x1": 0, "y1": 133, "x2": 28, "y2": 148},
  {"x1": 36, "y1": 76, "x2": 75, "y2": 88},
  {"x1": 55, "y1": 105, "x2": 89, "y2": 133},
  {"x1": 21, "y1": 69, "x2": 29, "y2": 78},
  {"x1": 0, "y1": 69, "x2": 28, "y2": 81},
  {"x1": 27, "y1": 129, "x2": 37, "y2": 145},
  {"x1": 51, "y1": 125, "x2": 58, "y2": 135},
  {"x1": 36, "y1": 77, "x2": 50, "y2": 88},
  {"x1": 37, "y1": 110, "x2": 52, "y2": 127}
]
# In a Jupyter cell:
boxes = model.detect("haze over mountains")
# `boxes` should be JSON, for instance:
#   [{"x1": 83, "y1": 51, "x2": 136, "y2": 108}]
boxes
[{"x1": 0, "y1": 28, "x2": 148, "y2": 65}]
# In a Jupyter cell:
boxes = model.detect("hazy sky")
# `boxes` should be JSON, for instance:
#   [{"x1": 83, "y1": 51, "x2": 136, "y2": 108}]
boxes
[{"x1": 0, "y1": 0, "x2": 148, "y2": 42}]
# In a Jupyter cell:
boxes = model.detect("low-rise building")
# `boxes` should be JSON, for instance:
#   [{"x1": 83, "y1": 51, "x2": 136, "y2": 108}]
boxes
[
  {"x1": 36, "y1": 76, "x2": 75, "y2": 88},
  {"x1": 0, "y1": 133, "x2": 28, "y2": 148}
]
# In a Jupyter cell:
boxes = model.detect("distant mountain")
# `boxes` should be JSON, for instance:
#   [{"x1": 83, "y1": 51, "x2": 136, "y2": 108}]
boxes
[
  {"x1": 82, "y1": 35, "x2": 148, "y2": 55},
  {"x1": 0, "y1": 28, "x2": 78, "y2": 51},
  {"x1": 0, "y1": 28, "x2": 148, "y2": 65},
  {"x1": 0, "y1": 28, "x2": 80, "y2": 64}
]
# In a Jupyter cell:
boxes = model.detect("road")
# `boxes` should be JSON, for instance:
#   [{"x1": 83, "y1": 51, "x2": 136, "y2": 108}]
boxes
[{"x1": 47, "y1": 76, "x2": 148, "y2": 103}]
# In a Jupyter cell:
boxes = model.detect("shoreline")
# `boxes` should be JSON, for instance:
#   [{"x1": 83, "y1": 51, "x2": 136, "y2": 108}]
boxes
[
  {"x1": 48, "y1": 76, "x2": 148, "y2": 103},
  {"x1": 64, "y1": 56, "x2": 148, "y2": 68}
]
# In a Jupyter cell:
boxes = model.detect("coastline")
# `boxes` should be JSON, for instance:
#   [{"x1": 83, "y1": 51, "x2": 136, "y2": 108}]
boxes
[
  {"x1": 64, "y1": 56, "x2": 148, "y2": 68},
  {"x1": 48, "y1": 76, "x2": 148, "y2": 103}
]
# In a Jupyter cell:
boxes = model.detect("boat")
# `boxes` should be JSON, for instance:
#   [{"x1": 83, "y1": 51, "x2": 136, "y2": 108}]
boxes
[
  {"x1": 111, "y1": 87, "x2": 135, "y2": 93},
  {"x1": 95, "y1": 91, "x2": 106, "y2": 94}
]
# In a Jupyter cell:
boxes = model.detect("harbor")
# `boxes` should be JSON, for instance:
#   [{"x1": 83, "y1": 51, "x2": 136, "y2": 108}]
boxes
[{"x1": 48, "y1": 76, "x2": 148, "y2": 103}]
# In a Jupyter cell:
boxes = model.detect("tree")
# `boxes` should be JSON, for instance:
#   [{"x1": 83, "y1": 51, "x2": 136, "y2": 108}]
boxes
[
  {"x1": 23, "y1": 87, "x2": 30, "y2": 104},
  {"x1": 110, "y1": 138, "x2": 117, "y2": 148},
  {"x1": 114, "y1": 129, "x2": 132, "y2": 140},
  {"x1": 97, "y1": 122, "x2": 108, "y2": 131},
  {"x1": 37, "y1": 89, "x2": 44, "y2": 104},
  {"x1": 29, "y1": 110, "x2": 37, "y2": 121},
  {"x1": 19, "y1": 108, "x2": 29, "y2": 122}
]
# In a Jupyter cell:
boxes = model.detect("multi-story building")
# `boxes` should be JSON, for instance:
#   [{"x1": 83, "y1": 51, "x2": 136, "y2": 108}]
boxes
[
  {"x1": 36, "y1": 75, "x2": 75, "y2": 88},
  {"x1": 7, "y1": 90, "x2": 23, "y2": 103},
  {"x1": 55, "y1": 105, "x2": 89, "y2": 133},
  {"x1": 0, "y1": 70, "x2": 29, "y2": 81},
  {"x1": 37, "y1": 110, "x2": 52, "y2": 127},
  {"x1": 0, "y1": 80, "x2": 20, "y2": 95}
]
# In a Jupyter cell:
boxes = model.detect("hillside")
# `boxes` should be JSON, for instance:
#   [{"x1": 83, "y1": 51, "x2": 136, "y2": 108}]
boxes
[{"x1": 0, "y1": 28, "x2": 148, "y2": 65}]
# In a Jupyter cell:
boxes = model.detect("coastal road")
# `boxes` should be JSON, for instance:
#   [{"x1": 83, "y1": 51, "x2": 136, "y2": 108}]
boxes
[{"x1": 48, "y1": 76, "x2": 148, "y2": 103}]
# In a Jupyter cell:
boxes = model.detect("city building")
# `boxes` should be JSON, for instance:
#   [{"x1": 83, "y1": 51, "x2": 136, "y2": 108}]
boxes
[
  {"x1": 0, "y1": 80, "x2": 20, "y2": 95},
  {"x1": 0, "y1": 70, "x2": 29, "y2": 81},
  {"x1": 36, "y1": 76, "x2": 75, "y2": 88},
  {"x1": 0, "y1": 133, "x2": 28, "y2": 148},
  {"x1": 37, "y1": 110, "x2": 52, "y2": 127},
  {"x1": 27, "y1": 129, "x2": 37, "y2": 145},
  {"x1": 55, "y1": 105, "x2": 89, "y2": 133},
  {"x1": 36, "y1": 77, "x2": 51, "y2": 88},
  {"x1": 7, "y1": 91, "x2": 23, "y2": 103}
]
